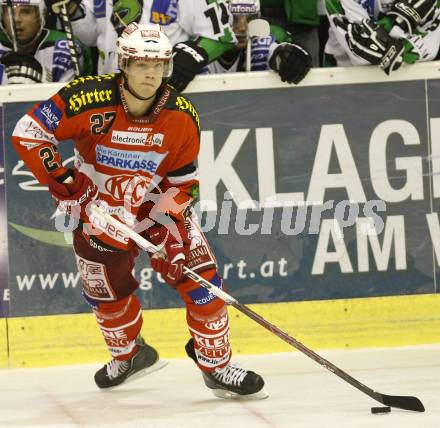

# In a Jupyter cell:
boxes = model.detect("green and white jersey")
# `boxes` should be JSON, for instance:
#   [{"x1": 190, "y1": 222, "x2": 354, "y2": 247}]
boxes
[
  {"x1": 206, "y1": 36, "x2": 277, "y2": 73},
  {"x1": 325, "y1": 0, "x2": 440, "y2": 67},
  {"x1": 71, "y1": 0, "x2": 236, "y2": 74},
  {"x1": 206, "y1": 23, "x2": 291, "y2": 73},
  {"x1": 0, "y1": 29, "x2": 93, "y2": 84}
]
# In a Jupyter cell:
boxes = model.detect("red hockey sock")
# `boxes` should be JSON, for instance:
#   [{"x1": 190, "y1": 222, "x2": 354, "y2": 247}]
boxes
[
  {"x1": 177, "y1": 270, "x2": 231, "y2": 372},
  {"x1": 93, "y1": 295, "x2": 143, "y2": 361}
]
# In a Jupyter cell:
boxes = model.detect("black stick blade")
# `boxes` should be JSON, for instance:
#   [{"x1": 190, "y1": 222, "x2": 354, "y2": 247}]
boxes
[{"x1": 380, "y1": 394, "x2": 425, "y2": 412}]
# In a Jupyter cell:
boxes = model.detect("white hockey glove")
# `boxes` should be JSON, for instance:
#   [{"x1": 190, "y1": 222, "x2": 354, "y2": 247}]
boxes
[
  {"x1": 0, "y1": 52, "x2": 46, "y2": 84},
  {"x1": 387, "y1": 0, "x2": 438, "y2": 34},
  {"x1": 345, "y1": 19, "x2": 405, "y2": 75}
]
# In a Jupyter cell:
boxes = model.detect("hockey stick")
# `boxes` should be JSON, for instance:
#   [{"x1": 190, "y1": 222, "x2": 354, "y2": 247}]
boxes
[
  {"x1": 53, "y1": 1, "x2": 81, "y2": 76},
  {"x1": 90, "y1": 204, "x2": 425, "y2": 412}
]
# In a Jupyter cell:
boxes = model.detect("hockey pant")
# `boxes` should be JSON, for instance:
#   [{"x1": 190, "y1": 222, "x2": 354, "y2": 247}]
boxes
[{"x1": 73, "y1": 220, "x2": 231, "y2": 371}]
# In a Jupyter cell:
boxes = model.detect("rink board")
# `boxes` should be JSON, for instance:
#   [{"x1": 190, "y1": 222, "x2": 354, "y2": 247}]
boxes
[
  {"x1": 4, "y1": 293, "x2": 440, "y2": 368},
  {"x1": 1, "y1": 65, "x2": 440, "y2": 367},
  {"x1": 2, "y1": 66, "x2": 440, "y2": 318},
  {"x1": 0, "y1": 318, "x2": 6, "y2": 366}
]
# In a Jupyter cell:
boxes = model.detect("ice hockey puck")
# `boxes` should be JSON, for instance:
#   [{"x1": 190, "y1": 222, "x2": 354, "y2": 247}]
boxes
[{"x1": 371, "y1": 406, "x2": 391, "y2": 414}]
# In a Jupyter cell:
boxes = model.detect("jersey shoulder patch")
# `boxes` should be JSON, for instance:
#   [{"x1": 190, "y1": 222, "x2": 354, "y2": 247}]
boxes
[
  {"x1": 59, "y1": 74, "x2": 119, "y2": 117},
  {"x1": 150, "y1": 0, "x2": 179, "y2": 25},
  {"x1": 166, "y1": 89, "x2": 200, "y2": 133}
]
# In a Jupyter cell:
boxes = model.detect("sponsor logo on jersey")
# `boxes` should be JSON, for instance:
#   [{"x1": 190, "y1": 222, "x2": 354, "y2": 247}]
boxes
[
  {"x1": 96, "y1": 145, "x2": 167, "y2": 174},
  {"x1": 110, "y1": 130, "x2": 164, "y2": 146},
  {"x1": 194, "y1": 348, "x2": 231, "y2": 367},
  {"x1": 76, "y1": 257, "x2": 117, "y2": 301},
  {"x1": 150, "y1": 0, "x2": 178, "y2": 25},
  {"x1": 104, "y1": 174, "x2": 150, "y2": 205},
  {"x1": 205, "y1": 315, "x2": 228, "y2": 331},
  {"x1": 175, "y1": 96, "x2": 200, "y2": 131},
  {"x1": 187, "y1": 287, "x2": 216, "y2": 306},
  {"x1": 251, "y1": 36, "x2": 272, "y2": 48},
  {"x1": 192, "y1": 332, "x2": 230, "y2": 350},
  {"x1": 230, "y1": 3, "x2": 259, "y2": 15},
  {"x1": 68, "y1": 89, "x2": 114, "y2": 114},
  {"x1": 23, "y1": 120, "x2": 57, "y2": 144},
  {"x1": 64, "y1": 74, "x2": 115, "y2": 90},
  {"x1": 34, "y1": 100, "x2": 62, "y2": 132},
  {"x1": 111, "y1": 131, "x2": 147, "y2": 146},
  {"x1": 360, "y1": 0, "x2": 376, "y2": 17},
  {"x1": 151, "y1": 133, "x2": 164, "y2": 146},
  {"x1": 187, "y1": 278, "x2": 222, "y2": 306},
  {"x1": 93, "y1": 0, "x2": 106, "y2": 18},
  {"x1": 128, "y1": 126, "x2": 153, "y2": 132},
  {"x1": 87, "y1": 237, "x2": 113, "y2": 252},
  {"x1": 53, "y1": 40, "x2": 80, "y2": 80}
]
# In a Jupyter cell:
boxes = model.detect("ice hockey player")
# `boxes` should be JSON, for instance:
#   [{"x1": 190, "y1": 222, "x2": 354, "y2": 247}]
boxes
[
  {"x1": 324, "y1": 0, "x2": 440, "y2": 73},
  {"x1": 60, "y1": 0, "x2": 237, "y2": 91},
  {"x1": 11, "y1": 23, "x2": 267, "y2": 399},
  {"x1": 0, "y1": 0, "x2": 91, "y2": 84},
  {"x1": 207, "y1": 0, "x2": 312, "y2": 84}
]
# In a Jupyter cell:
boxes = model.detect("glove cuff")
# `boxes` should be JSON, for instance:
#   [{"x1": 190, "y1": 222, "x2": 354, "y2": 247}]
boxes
[
  {"x1": 54, "y1": 169, "x2": 75, "y2": 184},
  {"x1": 174, "y1": 40, "x2": 209, "y2": 65}
]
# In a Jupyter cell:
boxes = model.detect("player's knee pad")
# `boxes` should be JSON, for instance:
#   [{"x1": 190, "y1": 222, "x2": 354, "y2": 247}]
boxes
[
  {"x1": 87, "y1": 294, "x2": 143, "y2": 360},
  {"x1": 177, "y1": 271, "x2": 231, "y2": 371}
]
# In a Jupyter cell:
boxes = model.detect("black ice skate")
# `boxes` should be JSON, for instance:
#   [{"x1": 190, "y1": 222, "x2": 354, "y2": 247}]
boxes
[
  {"x1": 185, "y1": 338, "x2": 268, "y2": 399},
  {"x1": 95, "y1": 336, "x2": 166, "y2": 389}
]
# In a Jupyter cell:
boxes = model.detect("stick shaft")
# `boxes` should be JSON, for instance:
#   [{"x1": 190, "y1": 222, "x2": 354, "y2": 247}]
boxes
[
  {"x1": 89, "y1": 205, "x2": 424, "y2": 411},
  {"x1": 89, "y1": 205, "x2": 379, "y2": 396},
  {"x1": 59, "y1": 4, "x2": 81, "y2": 76}
]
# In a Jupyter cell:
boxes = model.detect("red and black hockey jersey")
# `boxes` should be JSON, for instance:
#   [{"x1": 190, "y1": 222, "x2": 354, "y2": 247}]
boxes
[{"x1": 12, "y1": 73, "x2": 200, "y2": 250}]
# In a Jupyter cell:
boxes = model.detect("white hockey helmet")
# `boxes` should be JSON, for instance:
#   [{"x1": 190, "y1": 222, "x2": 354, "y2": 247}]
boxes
[{"x1": 116, "y1": 23, "x2": 173, "y2": 78}]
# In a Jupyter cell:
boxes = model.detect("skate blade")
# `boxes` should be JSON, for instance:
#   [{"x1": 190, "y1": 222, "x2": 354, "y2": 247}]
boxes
[
  {"x1": 129, "y1": 358, "x2": 169, "y2": 383},
  {"x1": 211, "y1": 387, "x2": 269, "y2": 400},
  {"x1": 103, "y1": 359, "x2": 169, "y2": 390}
]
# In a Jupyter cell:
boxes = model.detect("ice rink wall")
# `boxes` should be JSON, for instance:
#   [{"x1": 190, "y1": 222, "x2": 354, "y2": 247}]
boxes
[{"x1": 1, "y1": 64, "x2": 440, "y2": 367}]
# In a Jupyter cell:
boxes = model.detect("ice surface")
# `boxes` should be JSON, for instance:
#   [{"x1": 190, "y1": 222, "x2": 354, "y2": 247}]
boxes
[{"x1": 0, "y1": 345, "x2": 439, "y2": 428}]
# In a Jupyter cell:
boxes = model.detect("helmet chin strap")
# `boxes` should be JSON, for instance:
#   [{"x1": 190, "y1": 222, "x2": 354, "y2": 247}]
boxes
[{"x1": 122, "y1": 71, "x2": 156, "y2": 101}]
